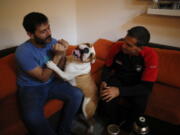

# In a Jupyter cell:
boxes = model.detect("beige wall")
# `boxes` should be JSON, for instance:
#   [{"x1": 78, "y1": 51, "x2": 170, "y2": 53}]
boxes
[
  {"x1": 76, "y1": 0, "x2": 180, "y2": 47},
  {"x1": 0, "y1": 0, "x2": 180, "y2": 50},
  {"x1": 0, "y1": 0, "x2": 77, "y2": 50}
]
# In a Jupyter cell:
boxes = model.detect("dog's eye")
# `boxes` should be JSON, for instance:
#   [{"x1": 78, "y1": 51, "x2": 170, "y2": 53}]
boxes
[{"x1": 83, "y1": 48, "x2": 89, "y2": 53}]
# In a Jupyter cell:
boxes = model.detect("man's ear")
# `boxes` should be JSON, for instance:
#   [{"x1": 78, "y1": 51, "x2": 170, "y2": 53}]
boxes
[{"x1": 27, "y1": 32, "x2": 34, "y2": 39}]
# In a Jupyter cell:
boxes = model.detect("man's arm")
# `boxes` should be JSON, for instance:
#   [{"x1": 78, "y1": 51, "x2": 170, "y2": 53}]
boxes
[
  {"x1": 100, "y1": 81, "x2": 153, "y2": 102},
  {"x1": 27, "y1": 54, "x2": 63, "y2": 82},
  {"x1": 27, "y1": 42, "x2": 69, "y2": 82},
  {"x1": 101, "y1": 66, "x2": 113, "y2": 83},
  {"x1": 119, "y1": 81, "x2": 154, "y2": 97}
]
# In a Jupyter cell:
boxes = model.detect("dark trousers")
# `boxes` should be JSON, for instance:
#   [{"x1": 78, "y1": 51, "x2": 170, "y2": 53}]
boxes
[
  {"x1": 18, "y1": 80, "x2": 83, "y2": 135},
  {"x1": 98, "y1": 95, "x2": 149, "y2": 125}
]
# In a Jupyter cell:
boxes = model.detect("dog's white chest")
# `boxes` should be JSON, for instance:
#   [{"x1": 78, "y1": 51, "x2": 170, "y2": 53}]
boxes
[
  {"x1": 64, "y1": 62, "x2": 91, "y2": 86},
  {"x1": 65, "y1": 62, "x2": 91, "y2": 73}
]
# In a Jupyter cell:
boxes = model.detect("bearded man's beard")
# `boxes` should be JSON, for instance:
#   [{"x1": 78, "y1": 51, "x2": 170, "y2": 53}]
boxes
[{"x1": 34, "y1": 35, "x2": 52, "y2": 45}]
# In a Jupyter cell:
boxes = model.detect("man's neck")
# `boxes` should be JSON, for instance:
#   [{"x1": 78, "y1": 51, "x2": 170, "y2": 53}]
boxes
[
  {"x1": 30, "y1": 39, "x2": 45, "y2": 48},
  {"x1": 134, "y1": 47, "x2": 143, "y2": 56}
]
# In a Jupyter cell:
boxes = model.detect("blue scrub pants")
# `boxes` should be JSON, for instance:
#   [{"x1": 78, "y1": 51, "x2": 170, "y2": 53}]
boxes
[{"x1": 18, "y1": 80, "x2": 83, "y2": 135}]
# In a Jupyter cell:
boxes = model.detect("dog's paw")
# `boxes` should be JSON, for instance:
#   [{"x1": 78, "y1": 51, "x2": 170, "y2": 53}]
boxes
[{"x1": 46, "y1": 61, "x2": 57, "y2": 70}]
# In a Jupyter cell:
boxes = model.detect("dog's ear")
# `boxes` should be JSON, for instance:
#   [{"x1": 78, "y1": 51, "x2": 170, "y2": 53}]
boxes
[
  {"x1": 89, "y1": 43, "x2": 93, "y2": 48},
  {"x1": 91, "y1": 58, "x2": 96, "y2": 64},
  {"x1": 90, "y1": 53, "x2": 96, "y2": 64},
  {"x1": 84, "y1": 43, "x2": 93, "y2": 48}
]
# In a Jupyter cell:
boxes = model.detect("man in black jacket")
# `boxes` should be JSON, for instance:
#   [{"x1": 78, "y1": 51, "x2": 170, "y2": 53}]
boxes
[{"x1": 98, "y1": 26, "x2": 158, "y2": 129}]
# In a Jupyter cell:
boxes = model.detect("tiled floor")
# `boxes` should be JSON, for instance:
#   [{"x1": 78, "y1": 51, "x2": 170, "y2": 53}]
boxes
[
  {"x1": 26, "y1": 111, "x2": 130, "y2": 135},
  {"x1": 47, "y1": 111, "x2": 107, "y2": 135},
  {"x1": 71, "y1": 114, "x2": 106, "y2": 135},
  {"x1": 47, "y1": 111, "x2": 180, "y2": 135},
  {"x1": 71, "y1": 114, "x2": 130, "y2": 135}
]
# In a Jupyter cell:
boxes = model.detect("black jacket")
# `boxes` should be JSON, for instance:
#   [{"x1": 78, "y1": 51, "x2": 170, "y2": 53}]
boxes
[{"x1": 102, "y1": 51, "x2": 154, "y2": 97}]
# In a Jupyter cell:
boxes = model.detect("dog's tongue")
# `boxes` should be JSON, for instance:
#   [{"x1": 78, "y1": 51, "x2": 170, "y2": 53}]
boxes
[{"x1": 73, "y1": 49, "x2": 81, "y2": 58}]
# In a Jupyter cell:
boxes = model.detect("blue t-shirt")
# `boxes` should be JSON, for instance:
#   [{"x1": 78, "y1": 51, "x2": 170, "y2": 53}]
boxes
[{"x1": 15, "y1": 38, "x2": 57, "y2": 86}]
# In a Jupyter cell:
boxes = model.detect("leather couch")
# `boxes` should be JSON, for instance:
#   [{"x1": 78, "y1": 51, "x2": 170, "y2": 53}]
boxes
[{"x1": 0, "y1": 38, "x2": 180, "y2": 135}]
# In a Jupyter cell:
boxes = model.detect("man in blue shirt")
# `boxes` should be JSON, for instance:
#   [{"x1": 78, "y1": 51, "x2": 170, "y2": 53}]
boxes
[{"x1": 15, "y1": 12, "x2": 83, "y2": 135}]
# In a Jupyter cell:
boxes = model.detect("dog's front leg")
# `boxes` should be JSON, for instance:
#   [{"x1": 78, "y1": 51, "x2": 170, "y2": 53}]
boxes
[{"x1": 46, "y1": 61, "x2": 74, "y2": 80}]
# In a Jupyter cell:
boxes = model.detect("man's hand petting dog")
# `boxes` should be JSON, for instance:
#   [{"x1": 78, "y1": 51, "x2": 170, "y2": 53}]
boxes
[
  {"x1": 100, "y1": 83, "x2": 120, "y2": 102},
  {"x1": 52, "y1": 39, "x2": 69, "y2": 56}
]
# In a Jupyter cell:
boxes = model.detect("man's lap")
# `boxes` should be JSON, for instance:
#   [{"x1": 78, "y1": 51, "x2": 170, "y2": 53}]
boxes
[{"x1": 18, "y1": 80, "x2": 82, "y2": 109}]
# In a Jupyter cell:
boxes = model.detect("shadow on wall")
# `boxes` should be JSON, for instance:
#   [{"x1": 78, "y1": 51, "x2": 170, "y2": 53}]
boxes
[
  {"x1": 119, "y1": 14, "x2": 180, "y2": 47},
  {"x1": 0, "y1": 28, "x2": 16, "y2": 50},
  {"x1": 123, "y1": 14, "x2": 180, "y2": 27}
]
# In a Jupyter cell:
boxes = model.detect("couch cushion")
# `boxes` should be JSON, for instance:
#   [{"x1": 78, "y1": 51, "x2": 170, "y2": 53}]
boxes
[
  {"x1": 154, "y1": 48, "x2": 180, "y2": 88},
  {"x1": 92, "y1": 70, "x2": 102, "y2": 85},
  {"x1": 0, "y1": 54, "x2": 17, "y2": 100},
  {"x1": 146, "y1": 83, "x2": 180, "y2": 124},
  {"x1": 93, "y1": 38, "x2": 114, "y2": 60},
  {"x1": 44, "y1": 99, "x2": 64, "y2": 117},
  {"x1": 91, "y1": 59, "x2": 105, "y2": 74},
  {"x1": 66, "y1": 45, "x2": 76, "y2": 56}
]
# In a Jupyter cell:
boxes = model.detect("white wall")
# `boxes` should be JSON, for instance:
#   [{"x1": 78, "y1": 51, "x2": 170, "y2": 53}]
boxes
[
  {"x1": 76, "y1": 0, "x2": 180, "y2": 47},
  {"x1": 0, "y1": 0, "x2": 77, "y2": 50},
  {"x1": 1, "y1": 0, "x2": 180, "y2": 50}
]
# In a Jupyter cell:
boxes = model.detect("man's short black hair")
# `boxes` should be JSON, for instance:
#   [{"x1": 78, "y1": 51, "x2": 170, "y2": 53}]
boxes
[
  {"x1": 23, "y1": 12, "x2": 48, "y2": 34},
  {"x1": 127, "y1": 26, "x2": 150, "y2": 46}
]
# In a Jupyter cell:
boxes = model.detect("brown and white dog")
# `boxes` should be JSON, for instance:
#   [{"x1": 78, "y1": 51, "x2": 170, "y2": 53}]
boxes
[{"x1": 46, "y1": 43, "x2": 98, "y2": 132}]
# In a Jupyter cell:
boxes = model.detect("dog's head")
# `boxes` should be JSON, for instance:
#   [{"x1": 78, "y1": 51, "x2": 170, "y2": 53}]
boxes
[{"x1": 73, "y1": 43, "x2": 96, "y2": 63}]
